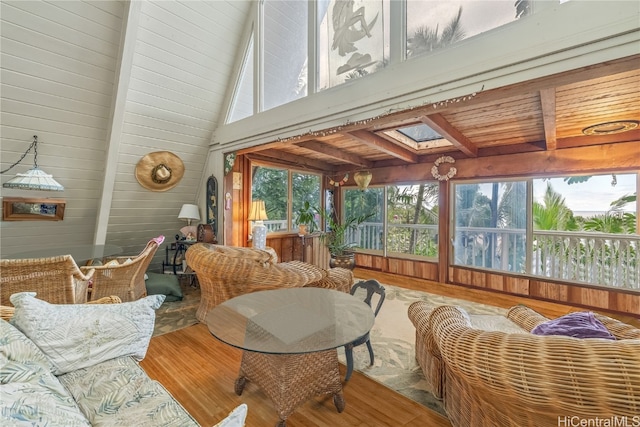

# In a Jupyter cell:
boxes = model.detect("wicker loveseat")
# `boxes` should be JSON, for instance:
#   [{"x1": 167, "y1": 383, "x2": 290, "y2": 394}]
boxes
[
  {"x1": 185, "y1": 243, "x2": 353, "y2": 322},
  {"x1": 409, "y1": 302, "x2": 640, "y2": 427}
]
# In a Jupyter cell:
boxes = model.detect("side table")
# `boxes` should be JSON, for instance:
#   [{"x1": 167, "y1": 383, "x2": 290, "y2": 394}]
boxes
[
  {"x1": 162, "y1": 240, "x2": 198, "y2": 286},
  {"x1": 207, "y1": 288, "x2": 375, "y2": 426}
]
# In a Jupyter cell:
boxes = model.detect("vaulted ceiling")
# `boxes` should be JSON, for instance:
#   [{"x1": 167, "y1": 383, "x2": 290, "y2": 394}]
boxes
[{"x1": 239, "y1": 56, "x2": 640, "y2": 174}]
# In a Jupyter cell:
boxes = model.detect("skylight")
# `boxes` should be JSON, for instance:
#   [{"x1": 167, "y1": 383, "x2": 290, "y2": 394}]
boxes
[{"x1": 397, "y1": 124, "x2": 441, "y2": 142}]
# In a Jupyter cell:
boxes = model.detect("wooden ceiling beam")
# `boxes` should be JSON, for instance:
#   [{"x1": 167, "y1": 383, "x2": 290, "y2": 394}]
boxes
[
  {"x1": 420, "y1": 113, "x2": 478, "y2": 157},
  {"x1": 347, "y1": 130, "x2": 419, "y2": 163},
  {"x1": 296, "y1": 140, "x2": 374, "y2": 168},
  {"x1": 247, "y1": 150, "x2": 335, "y2": 172},
  {"x1": 540, "y1": 88, "x2": 557, "y2": 150}
]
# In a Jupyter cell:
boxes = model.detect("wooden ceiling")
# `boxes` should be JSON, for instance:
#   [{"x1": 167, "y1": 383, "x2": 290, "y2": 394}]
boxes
[{"x1": 239, "y1": 55, "x2": 640, "y2": 174}]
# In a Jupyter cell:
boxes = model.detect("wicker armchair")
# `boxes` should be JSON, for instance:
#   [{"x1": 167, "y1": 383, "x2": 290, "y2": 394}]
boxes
[
  {"x1": 0, "y1": 255, "x2": 95, "y2": 306},
  {"x1": 80, "y1": 237, "x2": 162, "y2": 302},
  {"x1": 409, "y1": 302, "x2": 640, "y2": 427},
  {"x1": 185, "y1": 243, "x2": 353, "y2": 322}
]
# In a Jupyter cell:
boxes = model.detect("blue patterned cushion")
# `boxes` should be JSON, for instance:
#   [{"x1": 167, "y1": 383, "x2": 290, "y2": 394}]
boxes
[
  {"x1": 58, "y1": 356, "x2": 198, "y2": 427},
  {"x1": 10, "y1": 292, "x2": 165, "y2": 375},
  {"x1": 0, "y1": 320, "x2": 90, "y2": 426}
]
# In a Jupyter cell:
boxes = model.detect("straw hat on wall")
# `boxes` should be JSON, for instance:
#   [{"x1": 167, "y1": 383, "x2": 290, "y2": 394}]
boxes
[{"x1": 135, "y1": 151, "x2": 185, "y2": 192}]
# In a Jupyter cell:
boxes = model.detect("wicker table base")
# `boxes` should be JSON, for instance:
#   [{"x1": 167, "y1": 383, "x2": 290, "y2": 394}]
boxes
[{"x1": 235, "y1": 349, "x2": 344, "y2": 427}]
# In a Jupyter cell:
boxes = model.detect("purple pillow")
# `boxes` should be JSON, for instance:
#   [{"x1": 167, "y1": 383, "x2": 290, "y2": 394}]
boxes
[{"x1": 531, "y1": 311, "x2": 615, "y2": 340}]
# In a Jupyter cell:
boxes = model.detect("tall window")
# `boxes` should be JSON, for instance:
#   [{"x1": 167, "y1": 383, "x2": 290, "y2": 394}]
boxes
[
  {"x1": 453, "y1": 181, "x2": 527, "y2": 272},
  {"x1": 317, "y1": 0, "x2": 388, "y2": 90},
  {"x1": 343, "y1": 187, "x2": 384, "y2": 251},
  {"x1": 452, "y1": 173, "x2": 638, "y2": 290},
  {"x1": 262, "y1": 0, "x2": 308, "y2": 111},
  {"x1": 228, "y1": 0, "x2": 537, "y2": 117},
  {"x1": 251, "y1": 165, "x2": 321, "y2": 232},
  {"x1": 342, "y1": 183, "x2": 440, "y2": 259},
  {"x1": 227, "y1": 35, "x2": 254, "y2": 123},
  {"x1": 406, "y1": 0, "x2": 526, "y2": 59},
  {"x1": 387, "y1": 183, "x2": 439, "y2": 258}
]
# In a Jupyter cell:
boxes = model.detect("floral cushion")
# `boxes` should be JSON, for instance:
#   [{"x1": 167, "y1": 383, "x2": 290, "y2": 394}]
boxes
[
  {"x1": 58, "y1": 356, "x2": 198, "y2": 427},
  {"x1": 214, "y1": 403, "x2": 248, "y2": 427},
  {"x1": 10, "y1": 292, "x2": 165, "y2": 375},
  {"x1": 0, "y1": 320, "x2": 90, "y2": 426}
]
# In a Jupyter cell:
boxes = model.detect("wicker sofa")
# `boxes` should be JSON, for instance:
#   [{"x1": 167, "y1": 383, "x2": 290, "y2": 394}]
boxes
[
  {"x1": 185, "y1": 243, "x2": 353, "y2": 322},
  {"x1": 408, "y1": 303, "x2": 640, "y2": 427}
]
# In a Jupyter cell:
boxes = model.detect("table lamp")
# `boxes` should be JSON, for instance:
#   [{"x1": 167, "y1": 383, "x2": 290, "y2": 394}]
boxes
[
  {"x1": 178, "y1": 204, "x2": 200, "y2": 241},
  {"x1": 248, "y1": 200, "x2": 268, "y2": 249}
]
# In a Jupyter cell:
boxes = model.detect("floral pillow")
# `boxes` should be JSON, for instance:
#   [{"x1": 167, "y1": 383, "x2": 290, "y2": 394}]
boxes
[{"x1": 10, "y1": 292, "x2": 165, "y2": 375}]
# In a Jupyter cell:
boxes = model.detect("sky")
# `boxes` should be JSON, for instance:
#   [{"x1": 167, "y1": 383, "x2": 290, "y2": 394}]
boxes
[{"x1": 533, "y1": 174, "x2": 637, "y2": 214}]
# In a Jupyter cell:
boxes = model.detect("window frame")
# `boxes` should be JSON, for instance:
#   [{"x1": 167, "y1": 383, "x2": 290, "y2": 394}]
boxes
[{"x1": 250, "y1": 161, "x2": 322, "y2": 234}]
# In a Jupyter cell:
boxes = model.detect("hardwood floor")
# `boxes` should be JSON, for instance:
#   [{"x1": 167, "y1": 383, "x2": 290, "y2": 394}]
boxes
[
  {"x1": 141, "y1": 323, "x2": 450, "y2": 427},
  {"x1": 141, "y1": 269, "x2": 638, "y2": 427}
]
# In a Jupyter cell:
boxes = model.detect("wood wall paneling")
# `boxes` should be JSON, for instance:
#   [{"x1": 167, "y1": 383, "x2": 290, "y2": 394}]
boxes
[{"x1": 448, "y1": 267, "x2": 639, "y2": 316}]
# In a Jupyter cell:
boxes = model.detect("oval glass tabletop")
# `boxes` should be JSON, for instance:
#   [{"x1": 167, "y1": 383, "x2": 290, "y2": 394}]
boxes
[{"x1": 206, "y1": 287, "x2": 375, "y2": 355}]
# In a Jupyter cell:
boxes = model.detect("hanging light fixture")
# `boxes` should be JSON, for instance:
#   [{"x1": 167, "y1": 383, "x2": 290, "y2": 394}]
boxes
[
  {"x1": 2, "y1": 135, "x2": 64, "y2": 191},
  {"x1": 354, "y1": 170, "x2": 372, "y2": 190}
]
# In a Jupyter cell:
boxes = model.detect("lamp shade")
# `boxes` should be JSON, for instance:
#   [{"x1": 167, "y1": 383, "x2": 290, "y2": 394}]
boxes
[
  {"x1": 178, "y1": 204, "x2": 200, "y2": 223},
  {"x1": 3, "y1": 167, "x2": 64, "y2": 191},
  {"x1": 248, "y1": 200, "x2": 268, "y2": 222},
  {"x1": 354, "y1": 170, "x2": 372, "y2": 190}
]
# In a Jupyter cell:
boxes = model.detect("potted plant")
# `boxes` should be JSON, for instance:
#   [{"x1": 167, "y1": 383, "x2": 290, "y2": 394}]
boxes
[
  {"x1": 318, "y1": 208, "x2": 373, "y2": 269},
  {"x1": 294, "y1": 201, "x2": 318, "y2": 235}
]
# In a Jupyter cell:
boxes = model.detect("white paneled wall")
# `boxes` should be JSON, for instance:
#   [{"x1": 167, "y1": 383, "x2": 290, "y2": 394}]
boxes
[
  {"x1": 1, "y1": 0, "x2": 124, "y2": 255},
  {"x1": 105, "y1": 0, "x2": 251, "y2": 264},
  {"x1": 1, "y1": 0, "x2": 251, "y2": 270}
]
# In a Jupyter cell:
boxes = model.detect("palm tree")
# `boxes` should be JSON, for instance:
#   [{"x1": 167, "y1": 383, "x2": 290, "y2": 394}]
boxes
[
  {"x1": 533, "y1": 182, "x2": 576, "y2": 231},
  {"x1": 407, "y1": 7, "x2": 465, "y2": 58}
]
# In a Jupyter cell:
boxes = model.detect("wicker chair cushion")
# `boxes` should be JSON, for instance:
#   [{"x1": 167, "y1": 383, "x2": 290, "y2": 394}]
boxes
[
  {"x1": 531, "y1": 311, "x2": 616, "y2": 339},
  {"x1": 10, "y1": 292, "x2": 165, "y2": 375}
]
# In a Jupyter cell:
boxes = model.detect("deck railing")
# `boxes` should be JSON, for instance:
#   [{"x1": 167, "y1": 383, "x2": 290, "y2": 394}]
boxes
[
  {"x1": 452, "y1": 227, "x2": 638, "y2": 290},
  {"x1": 532, "y1": 230, "x2": 638, "y2": 290},
  {"x1": 266, "y1": 220, "x2": 638, "y2": 290}
]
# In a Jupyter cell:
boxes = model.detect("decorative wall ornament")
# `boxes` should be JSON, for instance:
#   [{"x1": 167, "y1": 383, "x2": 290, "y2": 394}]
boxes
[
  {"x1": 431, "y1": 156, "x2": 457, "y2": 181},
  {"x1": 328, "y1": 173, "x2": 349, "y2": 187},
  {"x1": 353, "y1": 170, "x2": 372, "y2": 190},
  {"x1": 224, "y1": 152, "x2": 236, "y2": 175},
  {"x1": 135, "y1": 151, "x2": 184, "y2": 192}
]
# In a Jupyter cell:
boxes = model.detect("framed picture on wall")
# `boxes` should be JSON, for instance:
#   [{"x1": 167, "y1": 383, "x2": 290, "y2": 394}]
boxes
[{"x1": 2, "y1": 197, "x2": 66, "y2": 221}]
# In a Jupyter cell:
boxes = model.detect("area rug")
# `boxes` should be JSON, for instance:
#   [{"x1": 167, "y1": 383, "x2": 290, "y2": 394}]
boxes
[
  {"x1": 339, "y1": 282, "x2": 507, "y2": 416},
  {"x1": 153, "y1": 280, "x2": 200, "y2": 337},
  {"x1": 152, "y1": 280, "x2": 507, "y2": 416}
]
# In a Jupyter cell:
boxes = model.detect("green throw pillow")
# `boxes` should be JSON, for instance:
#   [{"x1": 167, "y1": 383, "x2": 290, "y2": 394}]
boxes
[{"x1": 145, "y1": 272, "x2": 183, "y2": 302}]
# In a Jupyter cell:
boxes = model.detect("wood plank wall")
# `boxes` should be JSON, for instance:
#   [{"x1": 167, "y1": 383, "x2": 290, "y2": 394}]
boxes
[
  {"x1": 266, "y1": 233, "x2": 329, "y2": 269},
  {"x1": 345, "y1": 252, "x2": 640, "y2": 316}
]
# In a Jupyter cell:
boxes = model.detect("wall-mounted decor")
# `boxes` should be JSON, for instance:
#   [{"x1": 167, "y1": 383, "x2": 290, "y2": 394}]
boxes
[
  {"x1": 2, "y1": 197, "x2": 66, "y2": 221},
  {"x1": 224, "y1": 152, "x2": 236, "y2": 176},
  {"x1": 135, "y1": 151, "x2": 185, "y2": 192},
  {"x1": 206, "y1": 175, "x2": 218, "y2": 236}
]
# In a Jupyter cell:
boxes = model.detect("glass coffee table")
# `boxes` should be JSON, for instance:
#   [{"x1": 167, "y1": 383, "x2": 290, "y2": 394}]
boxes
[{"x1": 206, "y1": 287, "x2": 375, "y2": 427}]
